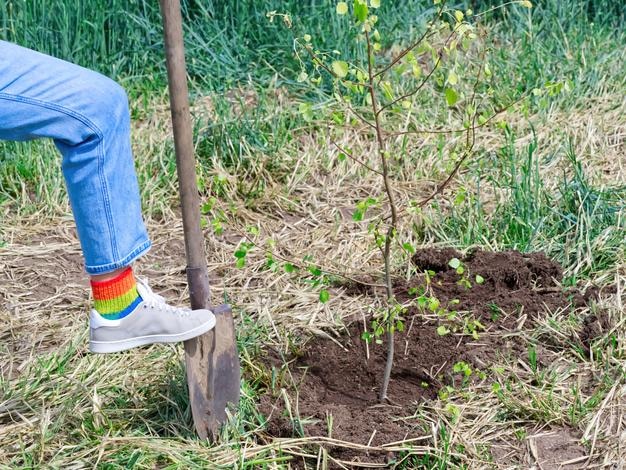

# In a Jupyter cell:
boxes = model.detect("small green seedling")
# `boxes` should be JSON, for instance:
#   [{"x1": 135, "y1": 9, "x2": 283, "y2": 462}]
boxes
[{"x1": 453, "y1": 361, "x2": 472, "y2": 377}]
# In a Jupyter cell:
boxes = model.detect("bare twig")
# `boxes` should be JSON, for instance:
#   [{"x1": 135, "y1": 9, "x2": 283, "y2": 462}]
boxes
[
  {"x1": 373, "y1": 25, "x2": 439, "y2": 80},
  {"x1": 377, "y1": 27, "x2": 459, "y2": 115},
  {"x1": 331, "y1": 140, "x2": 383, "y2": 175},
  {"x1": 303, "y1": 44, "x2": 369, "y2": 88},
  {"x1": 385, "y1": 95, "x2": 526, "y2": 137},
  {"x1": 394, "y1": 44, "x2": 528, "y2": 214},
  {"x1": 335, "y1": 88, "x2": 378, "y2": 131},
  {"x1": 234, "y1": 226, "x2": 386, "y2": 289}
]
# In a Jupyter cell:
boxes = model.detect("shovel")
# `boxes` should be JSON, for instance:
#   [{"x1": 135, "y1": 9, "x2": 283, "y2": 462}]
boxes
[{"x1": 159, "y1": 0, "x2": 240, "y2": 440}]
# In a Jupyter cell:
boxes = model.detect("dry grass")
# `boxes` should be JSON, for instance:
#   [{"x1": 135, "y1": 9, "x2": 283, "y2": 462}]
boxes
[{"x1": 1, "y1": 88, "x2": 625, "y2": 468}]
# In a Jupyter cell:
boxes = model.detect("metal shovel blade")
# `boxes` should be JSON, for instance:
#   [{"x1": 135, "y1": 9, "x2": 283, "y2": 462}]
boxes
[{"x1": 184, "y1": 304, "x2": 240, "y2": 440}]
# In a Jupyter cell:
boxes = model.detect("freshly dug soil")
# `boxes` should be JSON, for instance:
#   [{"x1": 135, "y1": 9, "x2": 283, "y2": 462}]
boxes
[{"x1": 257, "y1": 248, "x2": 598, "y2": 460}]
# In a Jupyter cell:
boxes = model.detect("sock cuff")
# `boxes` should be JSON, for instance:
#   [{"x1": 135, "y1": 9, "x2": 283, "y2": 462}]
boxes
[
  {"x1": 90, "y1": 266, "x2": 132, "y2": 287},
  {"x1": 91, "y1": 267, "x2": 135, "y2": 301}
]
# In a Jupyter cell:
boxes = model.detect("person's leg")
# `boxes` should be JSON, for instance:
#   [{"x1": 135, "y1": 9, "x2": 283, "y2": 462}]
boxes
[
  {"x1": 0, "y1": 41, "x2": 215, "y2": 352},
  {"x1": 0, "y1": 40, "x2": 150, "y2": 273}
]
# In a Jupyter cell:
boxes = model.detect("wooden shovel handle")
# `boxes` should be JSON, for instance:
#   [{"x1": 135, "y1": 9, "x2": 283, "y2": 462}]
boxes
[{"x1": 160, "y1": 0, "x2": 210, "y2": 310}]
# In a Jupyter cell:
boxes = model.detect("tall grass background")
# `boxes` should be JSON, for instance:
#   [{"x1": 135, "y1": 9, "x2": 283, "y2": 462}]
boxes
[{"x1": 1, "y1": 0, "x2": 624, "y2": 272}]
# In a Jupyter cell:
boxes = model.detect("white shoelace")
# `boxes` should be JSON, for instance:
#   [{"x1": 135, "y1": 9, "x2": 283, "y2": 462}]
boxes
[{"x1": 137, "y1": 278, "x2": 190, "y2": 317}]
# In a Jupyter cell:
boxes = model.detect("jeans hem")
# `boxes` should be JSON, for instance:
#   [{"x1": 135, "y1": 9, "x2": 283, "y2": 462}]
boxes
[{"x1": 85, "y1": 239, "x2": 152, "y2": 275}]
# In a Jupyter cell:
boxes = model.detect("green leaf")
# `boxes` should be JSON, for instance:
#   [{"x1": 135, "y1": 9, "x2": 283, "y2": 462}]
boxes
[
  {"x1": 235, "y1": 258, "x2": 246, "y2": 269},
  {"x1": 454, "y1": 191, "x2": 466, "y2": 205},
  {"x1": 447, "y1": 70, "x2": 458, "y2": 86},
  {"x1": 445, "y1": 88, "x2": 459, "y2": 106},
  {"x1": 370, "y1": 0, "x2": 380, "y2": 8},
  {"x1": 331, "y1": 60, "x2": 349, "y2": 78},
  {"x1": 437, "y1": 325, "x2": 450, "y2": 336},
  {"x1": 211, "y1": 218, "x2": 223, "y2": 235},
  {"x1": 337, "y1": 153, "x2": 347, "y2": 162},
  {"x1": 309, "y1": 266, "x2": 322, "y2": 276},
  {"x1": 475, "y1": 274, "x2": 485, "y2": 285},
  {"x1": 402, "y1": 242, "x2": 415, "y2": 254},
  {"x1": 234, "y1": 249, "x2": 247, "y2": 259},
  {"x1": 336, "y1": 2, "x2": 348, "y2": 14},
  {"x1": 201, "y1": 200, "x2": 214, "y2": 214},
  {"x1": 319, "y1": 289, "x2": 330, "y2": 303},
  {"x1": 448, "y1": 257, "x2": 461, "y2": 269},
  {"x1": 381, "y1": 81, "x2": 393, "y2": 100},
  {"x1": 353, "y1": 0, "x2": 368, "y2": 22},
  {"x1": 265, "y1": 256, "x2": 276, "y2": 270},
  {"x1": 284, "y1": 263, "x2": 296, "y2": 273},
  {"x1": 352, "y1": 208, "x2": 364, "y2": 222},
  {"x1": 298, "y1": 102, "x2": 314, "y2": 122}
]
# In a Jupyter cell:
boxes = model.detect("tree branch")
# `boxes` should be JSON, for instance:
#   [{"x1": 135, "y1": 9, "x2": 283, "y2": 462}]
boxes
[
  {"x1": 234, "y1": 226, "x2": 386, "y2": 289},
  {"x1": 384, "y1": 95, "x2": 526, "y2": 137},
  {"x1": 335, "y1": 88, "x2": 378, "y2": 131},
  {"x1": 303, "y1": 44, "x2": 369, "y2": 88},
  {"x1": 365, "y1": 29, "x2": 398, "y2": 403},
  {"x1": 373, "y1": 26, "x2": 439, "y2": 80},
  {"x1": 414, "y1": 42, "x2": 487, "y2": 209},
  {"x1": 331, "y1": 139, "x2": 383, "y2": 175},
  {"x1": 377, "y1": 27, "x2": 459, "y2": 115}
]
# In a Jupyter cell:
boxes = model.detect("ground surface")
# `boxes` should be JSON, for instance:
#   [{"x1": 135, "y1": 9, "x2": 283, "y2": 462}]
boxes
[
  {"x1": 1, "y1": 208, "x2": 624, "y2": 469},
  {"x1": 1, "y1": 1, "x2": 625, "y2": 468},
  {"x1": 258, "y1": 249, "x2": 603, "y2": 463}
]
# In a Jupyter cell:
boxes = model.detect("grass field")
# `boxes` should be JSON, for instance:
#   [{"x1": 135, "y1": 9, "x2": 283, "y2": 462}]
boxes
[{"x1": 1, "y1": 0, "x2": 625, "y2": 468}]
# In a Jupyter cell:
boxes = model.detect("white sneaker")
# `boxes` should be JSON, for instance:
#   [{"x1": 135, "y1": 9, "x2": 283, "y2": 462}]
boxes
[{"x1": 89, "y1": 279, "x2": 216, "y2": 353}]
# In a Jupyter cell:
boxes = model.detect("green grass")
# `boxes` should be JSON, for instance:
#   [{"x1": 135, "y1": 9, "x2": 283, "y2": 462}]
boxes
[
  {"x1": 1, "y1": 1, "x2": 625, "y2": 468},
  {"x1": 1, "y1": 0, "x2": 624, "y2": 215},
  {"x1": 433, "y1": 128, "x2": 626, "y2": 278}
]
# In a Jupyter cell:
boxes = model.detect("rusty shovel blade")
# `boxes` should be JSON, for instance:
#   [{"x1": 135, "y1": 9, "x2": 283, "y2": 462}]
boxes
[{"x1": 184, "y1": 304, "x2": 240, "y2": 440}]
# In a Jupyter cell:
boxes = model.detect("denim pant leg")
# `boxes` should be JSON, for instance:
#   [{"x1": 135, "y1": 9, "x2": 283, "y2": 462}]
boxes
[{"x1": 0, "y1": 41, "x2": 151, "y2": 274}]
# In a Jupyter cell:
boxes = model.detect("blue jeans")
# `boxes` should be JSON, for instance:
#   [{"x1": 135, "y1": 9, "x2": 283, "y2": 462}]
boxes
[{"x1": 0, "y1": 41, "x2": 151, "y2": 274}]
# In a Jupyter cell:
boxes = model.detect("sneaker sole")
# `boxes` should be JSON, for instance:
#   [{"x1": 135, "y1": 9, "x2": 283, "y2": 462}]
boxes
[{"x1": 89, "y1": 313, "x2": 216, "y2": 354}]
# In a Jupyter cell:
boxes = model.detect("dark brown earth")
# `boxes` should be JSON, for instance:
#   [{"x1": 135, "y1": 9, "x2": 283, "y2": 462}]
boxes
[{"x1": 257, "y1": 248, "x2": 599, "y2": 464}]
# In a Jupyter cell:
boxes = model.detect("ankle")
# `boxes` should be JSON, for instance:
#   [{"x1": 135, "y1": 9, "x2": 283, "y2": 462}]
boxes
[{"x1": 90, "y1": 266, "x2": 129, "y2": 283}]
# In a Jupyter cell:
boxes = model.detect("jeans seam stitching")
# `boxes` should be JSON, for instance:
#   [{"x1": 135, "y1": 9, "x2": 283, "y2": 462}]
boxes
[{"x1": 0, "y1": 92, "x2": 120, "y2": 259}]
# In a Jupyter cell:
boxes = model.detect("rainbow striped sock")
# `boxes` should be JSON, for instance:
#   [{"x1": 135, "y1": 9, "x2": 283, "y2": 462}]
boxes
[{"x1": 91, "y1": 267, "x2": 143, "y2": 320}]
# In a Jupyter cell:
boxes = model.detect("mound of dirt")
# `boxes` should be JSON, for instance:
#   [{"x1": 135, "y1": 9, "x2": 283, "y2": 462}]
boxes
[
  {"x1": 257, "y1": 248, "x2": 598, "y2": 462},
  {"x1": 408, "y1": 248, "x2": 590, "y2": 329}
]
